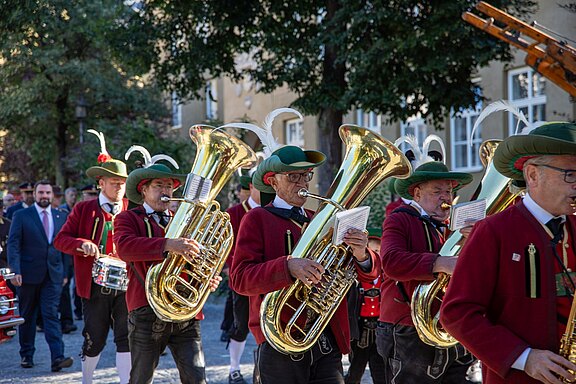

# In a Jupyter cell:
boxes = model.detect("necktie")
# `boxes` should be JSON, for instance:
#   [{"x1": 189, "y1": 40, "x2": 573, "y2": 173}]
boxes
[
  {"x1": 421, "y1": 215, "x2": 447, "y2": 229},
  {"x1": 290, "y1": 206, "x2": 310, "y2": 225},
  {"x1": 155, "y1": 211, "x2": 169, "y2": 228},
  {"x1": 42, "y1": 210, "x2": 50, "y2": 239},
  {"x1": 546, "y1": 217, "x2": 564, "y2": 242},
  {"x1": 106, "y1": 203, "x2": 120, "y2": 215}
]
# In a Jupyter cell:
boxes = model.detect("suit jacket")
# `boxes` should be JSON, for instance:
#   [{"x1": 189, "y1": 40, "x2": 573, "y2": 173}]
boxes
[
  {"x1": 54, "y1": 197, "x2": 129, "y2": 299},
  {"x1": 6, "y1": 201, "x2": 26, "y2": 220},
  {"x1": 7, "y1": 205, "x2": 68, "y2": 284},
  {"x1": 441, "y1": 203, "x2": 576, "y2": 384}
]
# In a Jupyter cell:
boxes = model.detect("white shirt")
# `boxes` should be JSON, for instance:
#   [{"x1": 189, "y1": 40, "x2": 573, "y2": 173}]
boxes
[
  {"x1": 98, "y1": 193, "x2": 121, "y2": 215},
  {"x1": 247, "y1": 196, "x2": 260, "y2": 209},
  {"x1": 272, "y1": 195, "x2": 304, "y2": 215},
  {"x1": 34, "y1": 203, "x2": 53, "y2": 243},
  {"x1": 512, "y1": 193, "x2": 566, "y2": 371}
]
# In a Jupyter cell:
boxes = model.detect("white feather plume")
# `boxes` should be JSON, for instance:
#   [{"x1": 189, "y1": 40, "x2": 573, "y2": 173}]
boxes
[
  {"x1": 394, "y1": 134, "x2": 440, "y2": 169},
  {"x1": 87, "y1": 129, "x2": 109, "y2": 156},
  {"x1": 125, "y1": 145, "x2": 179, "y2": 169},
  {"x1": 469, "y1": 100, "x2": 532, "y2": 147},
  {"x1": 218, "y1": 107, "x2": 303, "y2": 157},
  {"x1": 150, "y1": 154, "x2": 179, "y2": 169},
  {"x1": 422, "y1": 134, "x2": 446, "y2": 165}
]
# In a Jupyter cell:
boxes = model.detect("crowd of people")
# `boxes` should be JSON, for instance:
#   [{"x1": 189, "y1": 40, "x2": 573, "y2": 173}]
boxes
[{"x1": 0, "y1": 106, "x2": 575, "y2": 384}]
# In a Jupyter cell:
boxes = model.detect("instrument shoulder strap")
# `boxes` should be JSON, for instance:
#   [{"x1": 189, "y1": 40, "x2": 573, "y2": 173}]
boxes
[{"x1": 127, "y1": 207, "x2": 156, "y2": 289}]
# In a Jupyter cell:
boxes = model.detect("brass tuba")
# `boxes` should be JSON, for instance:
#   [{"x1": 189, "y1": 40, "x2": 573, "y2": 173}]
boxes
[
  {"x1": 146, "y1": 126, "x2": 257, "y2": 322},
  {"x1": 260, "y1": 125, "x2": 412, "y2": 354},
  {"x1": 411, "y1": 140, "x2": 522, "y2": 347}
]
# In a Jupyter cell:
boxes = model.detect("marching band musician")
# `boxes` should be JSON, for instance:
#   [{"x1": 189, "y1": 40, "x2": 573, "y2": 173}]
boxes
[
  {"x1": 230, "y1": 145, "x2": 379, "y2": 384},
  {"x1": 113, "y1": 155, "x2": 221, "y2": 384},
  {"x1": 441, "y1": 120, "x2": 576, "y2": 383},
  {"x1": 54, "y1": 131, "x2": 131, "y2": 384},
  {"x1": 375, "y1": 138, "x2": 476, "y2": 383},
  {"x1": 225, "y1": 170, "x2": 260, "y2": 384}
]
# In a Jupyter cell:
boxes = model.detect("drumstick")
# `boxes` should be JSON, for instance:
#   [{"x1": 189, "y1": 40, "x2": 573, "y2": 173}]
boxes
[{"x1": 75, "y1": 247, "x2": 101, "y2": 258}]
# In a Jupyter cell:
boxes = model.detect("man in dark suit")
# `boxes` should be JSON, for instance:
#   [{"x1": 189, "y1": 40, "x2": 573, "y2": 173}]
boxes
[
  {"x1": 8, "y1": 180, "x2": 73, "y2": 372},
  {"x1": 6, "y1": 182, "x2": 35, "y2": 220}
]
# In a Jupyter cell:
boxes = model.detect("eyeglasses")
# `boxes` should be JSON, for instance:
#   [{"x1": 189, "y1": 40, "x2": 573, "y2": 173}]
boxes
[
  {"x1": 280, "y1": 171, "x2": 314, "y2": 183},
  {"x1": 536, "y1": 164, "x2": 576, "y2": 183}
]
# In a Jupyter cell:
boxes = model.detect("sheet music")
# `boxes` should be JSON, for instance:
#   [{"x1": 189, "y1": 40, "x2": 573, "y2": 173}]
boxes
[
  {"x1": 449, "y1": 199, "x2": 487, "y2": 231},
  {"x1": 332, "y1": 206, "x2": 370, "y2": 245}
]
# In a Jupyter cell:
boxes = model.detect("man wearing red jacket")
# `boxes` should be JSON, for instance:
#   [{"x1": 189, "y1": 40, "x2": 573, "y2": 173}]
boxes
[
  {"x1": 226, "y1": 172, "x2": 260, "y2": 384},
  {"x1": 376, "y1": 161, "x2": 474, "y2": 383},
  {"x1": 230, "y1": 145, "x2": 379, "y2": 384},
  {"x1": 441, "y1": 122, "x2": 576, "y2": 384},
  {"x1": 114, "y1": 161, "x2": 220, "y2": 384},
  {"x1": 54, "y1": 154, "x2": 131, "y2": 384}
]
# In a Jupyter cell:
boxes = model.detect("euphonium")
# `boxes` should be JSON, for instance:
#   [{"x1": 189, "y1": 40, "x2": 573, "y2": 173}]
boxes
[
  {"x1": 260, "y1": 125, "x2": 412, "y2": 354},
  {"x1": 411, "y1": 139, "x2": 522, "y2": 347},
  {"x1": 146, "y1": 126, "x2": 257, "y2": 322}
]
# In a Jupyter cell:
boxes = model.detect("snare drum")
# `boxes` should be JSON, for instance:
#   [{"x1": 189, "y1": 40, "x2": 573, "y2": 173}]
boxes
[{"x1": 92, "y1": 257, "x2": 129, "y2": 291}]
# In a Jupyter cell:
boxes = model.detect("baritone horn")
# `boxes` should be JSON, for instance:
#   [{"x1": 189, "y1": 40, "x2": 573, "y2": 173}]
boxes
[
  {"x1": 411, "y1": 139, "x2": 522, "y2": 347},
  {"x1": 146, "y1": 126, "x2": 257, "y2": 322},
  {"x1": 260, "y1": 125, "x2": 412, "y2": 354}
]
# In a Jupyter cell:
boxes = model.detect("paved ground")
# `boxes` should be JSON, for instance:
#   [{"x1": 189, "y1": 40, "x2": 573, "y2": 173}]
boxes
[{"x1": 0, "y1": 294, "x2": 376, "y2": 383}]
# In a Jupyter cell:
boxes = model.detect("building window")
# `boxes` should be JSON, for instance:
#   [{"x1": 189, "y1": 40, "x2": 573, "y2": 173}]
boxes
[
  {"x1": 355, "y1": 109, "x2": 381, "y2": 133},
  {"x1": 171, "y1": 92, "x2": 182, "y2": 129},
  {"x1": 400, "y1": 116, "x2": 428, "y2": 152},
  {"x1": 507, "y1": 67, "x2": 546, "y2": 135},
  {"x1": 285, "y1": 118, "x2": 304, "y2": 147},
  {"x1": 450, "y1": 105, "x2": 483, "y2": 172},
  {"x1": 206, "y1": 80, "x2": 218, "y2": 120}
]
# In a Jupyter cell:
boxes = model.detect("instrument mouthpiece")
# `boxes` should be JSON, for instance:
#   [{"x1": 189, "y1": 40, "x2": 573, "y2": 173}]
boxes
[
  {"x1": 440, "y1": 203, "x2": 451, "y2": 210},
  {"x1": 298, "y1": 189, "x2": 309, "y2": 198},
  {"x1": 160, "y1": 196, "x2": 171, "y2": 202}
]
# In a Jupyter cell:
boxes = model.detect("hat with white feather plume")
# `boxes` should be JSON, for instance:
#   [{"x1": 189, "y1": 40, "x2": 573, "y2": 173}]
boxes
[
  {"x1": 219, "y1": 108, "x2": 326, "y2": 194},
  {"x1": 86, "y1": 129, "x2": 128, "y2": 179},
  {"x1": 124, "y1": 145, "x2": 186, "y2": 204},
  {"x1": 393, "y1": 134, "x2": 472, "y2": 199},
  {"x1": 474, "y1": 100, "x2": 576, "y2": 180}
]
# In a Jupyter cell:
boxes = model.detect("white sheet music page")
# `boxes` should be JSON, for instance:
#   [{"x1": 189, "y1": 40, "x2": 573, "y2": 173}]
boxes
[
  {"x1": 332, "y1": 206, "x2": 371, "y2": 245},
  {"x1": 449, "y1": 199, "x2": 487, "y2": 231}
]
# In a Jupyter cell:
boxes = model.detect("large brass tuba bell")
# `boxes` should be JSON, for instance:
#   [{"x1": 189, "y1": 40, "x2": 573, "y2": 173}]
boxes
[
  {"x1": 411, "y1": 139, "x2": 522, "y2": 347},
  {"x1": 260, "y1": 125, "x2": 412, "y2": 354},
  {"x1": 146, "y1": 126, "x2": 257, "y2": 322}
]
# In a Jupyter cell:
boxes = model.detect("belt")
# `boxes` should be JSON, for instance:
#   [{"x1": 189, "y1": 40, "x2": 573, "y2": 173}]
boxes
[{"x1": 359, "y1": 288, "x2": 380, "y2": 298}]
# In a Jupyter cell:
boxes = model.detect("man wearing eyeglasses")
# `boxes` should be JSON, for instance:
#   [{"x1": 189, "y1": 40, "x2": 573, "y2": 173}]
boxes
[
  {"x1": 441, "y1": 122, "x2": 576, "y2": 384},
  {"x1": 230, "y1": 145, "x2": 379, "y2": 384}
]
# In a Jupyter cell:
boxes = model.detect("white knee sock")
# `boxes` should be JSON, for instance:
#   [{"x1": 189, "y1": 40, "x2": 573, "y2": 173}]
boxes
[
  {"x1": 229, "y1": 339, "x2": 246, "y2": 373},
  {"x1": 116, "y1": 352, "x2": 132, "y2": 384},
  {"x1": 82, "y1": 354, "x2": 101, "y2": 384}
]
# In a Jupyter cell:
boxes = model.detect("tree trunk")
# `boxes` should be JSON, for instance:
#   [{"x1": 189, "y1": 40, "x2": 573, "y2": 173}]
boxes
[
  {"x1": 316, "y1": 0, "x2": 346, "y2": 195},
  {"x1": 54, "y1": 93, "x2": 68, "y2": 187},
  {"x1": 317, "y1": 108, "x2": 343, "y2": 194}
]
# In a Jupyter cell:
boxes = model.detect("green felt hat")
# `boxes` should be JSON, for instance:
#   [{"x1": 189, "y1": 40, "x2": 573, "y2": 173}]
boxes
[
  {"x1": 125, "y1": 164, "x2": 187, "y2": 204},
  {"x1": 239, "y1": 175, "x2": 252, "y2": 190},
  {"x1": 493, "y1": 122, "x2": 576, "y2": 180},
  {"x1": 86, "y1": 159, "x2": 128, "y2": 179},
  {"x1": 252, "y1": 146, "x2": 326, "y2": 194},
  {"x1": 367, "y1": 227, "x2": 382, "y2": 239},
  {"x1": 395, "y1": 161, "x2": 473, "y2": 200},
  {"x1": 388, "y1": 178, "x2": 397, "y2": 196}
]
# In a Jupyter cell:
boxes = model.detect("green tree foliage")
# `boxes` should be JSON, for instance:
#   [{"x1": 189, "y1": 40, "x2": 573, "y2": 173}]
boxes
[
  {"x1": 124, "y1": 0, "x2": 535, "y2": 193},
  {"x1": 0, "y1": 0, "x2": 190, "y2": 189}
]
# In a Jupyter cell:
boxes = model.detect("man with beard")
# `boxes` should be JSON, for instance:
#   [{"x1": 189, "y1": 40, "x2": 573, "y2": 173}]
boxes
[
  {"x1": 8, "y1": 180, "x2": 73, "y2": 372},
  {"x1": 114, "y1": 160, "x2": 221, "y2": 384},
  {"x1": 376, "y1": 159, "x2": 475, "y2": 383},
  {"x1": 54, "y1": 131, "x2": 131, "y2": 384},
  {"x1": 6, "y1": 182, "x2": 35, "y2": 219}
]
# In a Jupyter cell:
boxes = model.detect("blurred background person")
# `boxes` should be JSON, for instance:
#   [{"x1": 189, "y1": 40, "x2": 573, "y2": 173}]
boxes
[
  {"x1": 59, "y1": 187, "x2": 77, "y2": 213},
  {"x1": 6, "y1": 182, "x2": 35, "y2": 220}
]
